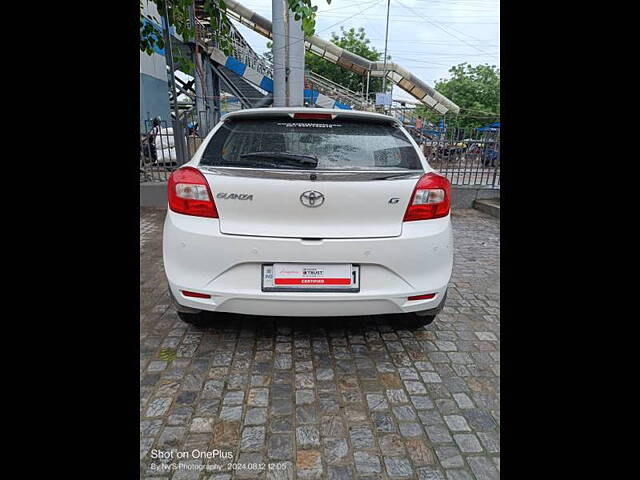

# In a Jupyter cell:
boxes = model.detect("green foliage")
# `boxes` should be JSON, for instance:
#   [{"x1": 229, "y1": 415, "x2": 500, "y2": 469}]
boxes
[
  {"x1": 173, "y1": 45, "x2": 195, "y2": 75},
  {"x1": 158, "y1": 0, "x2": 195, "y2": 41},
  {"x1": 269, "y1": 27, "x2": 389, "y2": 96},
  {"x1": 140, "y1": 13, "x2": 163, "y2": 54},
  {"x1": 263, "y1": 42, "x2": 274, "y2": 64},
  {"x1": 158, "y1": 348, "x2": 177, "y2": 361},
  {"x1": 140, "y1": 0, "x2": 330, "y2": 64},
  {"x1": 202, "y1": 0, "x2": 233, "y2": 57},
  {"x1": 264, "y1": 28, "x2": 391, "y2": 95},
  {"x1": 415, "y1": 63, "x2": 500, "y2": 129},
  {"x1": 140, "y1": 0, "x2": 233, "y2": 65},
  {"x1": 288, "y1": 0, "x2": 331, "y2": 37},
  {"x1": 305, "y1": 27, "x2": 390, "y2": 95}
]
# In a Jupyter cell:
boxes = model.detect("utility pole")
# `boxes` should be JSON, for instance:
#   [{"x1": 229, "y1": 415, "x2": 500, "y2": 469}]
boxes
[
  {"x1": 287, "y1": 3, "x2": 305, "y2": 107},
  {"x1": 381, "y1": 0, "x2": 391, "y2": 95},
  {"x1": 365, "y1": 71, "x2": 370, "y2": 104},
  {"x1": 272, "y1": 0, "x2": 286, "y2": 107},
  {"x1": 272, "y1": 0, "x2": 304, "y2": 107}
]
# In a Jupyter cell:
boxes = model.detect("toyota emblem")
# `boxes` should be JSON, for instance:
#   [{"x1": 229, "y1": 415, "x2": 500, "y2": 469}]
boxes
[{"x1": 300, "y1": 190, "x2": 325, "y2": 208}]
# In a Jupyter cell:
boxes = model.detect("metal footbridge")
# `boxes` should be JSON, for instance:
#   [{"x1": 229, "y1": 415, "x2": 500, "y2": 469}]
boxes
[
  {"x1": 216, "y1": 0, "x2": 459, "y2": 114},
  {"x1": 144, "y1": 0, "x2": 460, "y2": 139}
]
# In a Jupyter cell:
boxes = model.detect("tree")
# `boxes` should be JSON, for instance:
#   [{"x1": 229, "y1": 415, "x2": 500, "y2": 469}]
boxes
[
  {"x1": 415, "y1": 63, "x2": 500, "y2": 129},
  {"x1": 140, "y1": 0, "x2": 225, "y2": 74},
  {"x1": 264, "y1": 27, "x2": 390, "y2": 95},
  {"x1": 140, "y1": 0, "x2": 331, "y2": 60},
  {"x1": 305, "y1": 27, "x2": 390, "y2": 95},
  {"x1": 288, "y1": 0, "x2": 331, "y2": 37}
]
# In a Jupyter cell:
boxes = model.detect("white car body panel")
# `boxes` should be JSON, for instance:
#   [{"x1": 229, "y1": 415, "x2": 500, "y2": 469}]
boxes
[
  {"x1": 205, "y1": 171, "x2": 419, "y2": 238},
  {"x1": 163, "y1": 107, "x2": 453, "y2": 317}
]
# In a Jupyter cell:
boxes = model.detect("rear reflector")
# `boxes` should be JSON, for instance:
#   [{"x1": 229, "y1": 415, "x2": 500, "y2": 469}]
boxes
[
  {"x1": 292, "y1": 113, "x2": 333, "y2": 120},
  {"x1": 181, "y1": 290, "x2": 211, "y2": 299},
  {"x1": 168, "y1": 167, "x2": 218, "y2": 218},
  {"x1": 408, "y1": 293, "x2": 436, "y2": 301}
]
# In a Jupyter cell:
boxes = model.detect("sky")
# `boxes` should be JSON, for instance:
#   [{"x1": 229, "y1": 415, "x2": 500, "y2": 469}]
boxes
[{"x1": 231, "y1": 0, "x2": 500, "y2": 102}]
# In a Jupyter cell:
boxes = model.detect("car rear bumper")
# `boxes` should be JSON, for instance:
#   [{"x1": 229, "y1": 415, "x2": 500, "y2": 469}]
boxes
[{"x1": 163, "y1": 212, "x2": 453, "y2": 317}]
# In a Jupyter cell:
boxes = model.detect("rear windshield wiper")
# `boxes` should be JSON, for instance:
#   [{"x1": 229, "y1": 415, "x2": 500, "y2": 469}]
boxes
[{"x1": 240, "y1": 152, "x2": 318, "y2": 169}]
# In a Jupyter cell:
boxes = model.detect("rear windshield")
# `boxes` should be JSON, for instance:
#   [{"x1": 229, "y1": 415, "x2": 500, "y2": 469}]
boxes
[{"x1": 199, "y1": 117, "x2": 422, "y2": 170}]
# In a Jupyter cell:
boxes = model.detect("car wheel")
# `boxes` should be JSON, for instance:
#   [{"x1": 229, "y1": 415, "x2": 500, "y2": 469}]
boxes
[
  {"x1": 177, "y1": 311, "x2": 210, "y2": 326},
  {"x1": 398, "y1": 313, "x2": 437, "y2": 329}
]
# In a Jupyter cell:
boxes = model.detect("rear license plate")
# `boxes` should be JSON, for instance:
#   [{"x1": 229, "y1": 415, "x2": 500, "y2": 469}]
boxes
[{"x1": 262, "y1": 264, "x2": 360, "y2": 292}]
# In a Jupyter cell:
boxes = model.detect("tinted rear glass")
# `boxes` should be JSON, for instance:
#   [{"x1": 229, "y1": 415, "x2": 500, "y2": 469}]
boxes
[{"x1": 199, "y1": 117, "x2": 422, "y2": 170}]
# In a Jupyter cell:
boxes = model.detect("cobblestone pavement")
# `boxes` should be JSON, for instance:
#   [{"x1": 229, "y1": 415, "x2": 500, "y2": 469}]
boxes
[{"x1": 140, "y1": 208, "x2": 500, "y2": 480}]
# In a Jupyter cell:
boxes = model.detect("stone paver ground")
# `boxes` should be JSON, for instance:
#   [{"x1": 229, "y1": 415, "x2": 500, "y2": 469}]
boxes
[{"x1": 140, "y1": 208, "x2": 500, "y2": 479}]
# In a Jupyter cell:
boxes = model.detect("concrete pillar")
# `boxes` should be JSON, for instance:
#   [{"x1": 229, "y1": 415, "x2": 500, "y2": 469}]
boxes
[
  {"x1": 272, "y1": 0, "x2": 287, "y2": 107},
  {"x1": 287, "y1": 10, "x2": 305, "y2": 107},
  {"x1": 272, "y1": 0, "x2": 304, "y2": 107}
]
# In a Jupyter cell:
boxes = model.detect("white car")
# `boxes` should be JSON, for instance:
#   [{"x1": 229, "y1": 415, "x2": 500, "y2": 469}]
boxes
[{"x1": 163, "y1": 108, "x2": 453, "y2": 329}]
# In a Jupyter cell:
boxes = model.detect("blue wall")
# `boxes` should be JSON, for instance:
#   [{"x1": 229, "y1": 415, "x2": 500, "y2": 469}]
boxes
[{"x1": 140, "y1": 73, "x2": 170, "y2": 129}]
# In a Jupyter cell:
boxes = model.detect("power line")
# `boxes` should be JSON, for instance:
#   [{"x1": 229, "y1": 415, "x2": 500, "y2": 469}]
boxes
[
  {"x1": 456, "y1": 104, "x2": 500, "y2": 113},
  {"x1": 264, "y1": 0, "x2": 385, "y2": 55},
  {"x1": 367, "y1": 38, "x2": 499, "y2": 46},
  {"x1": 315, "y1": 0, "x2": 383, "y2": 13},
  {"x1": 345, "y1": 0, "x2": 388, "y2": 40},
  {"x1": 390, "y1": 56, "x2": 455, "y2": 67},
  {"x1": 391, "y1": 51, "x2": 499, "y2": 57},
  {"x1": 241, "y1": 0, "x2": 499, "y2": 14},
  {"x1": 322, "y1": 18, "x2": 499, "y2": 25},
  {"x1": 321, "y1": 15, "x2": 498, "y2": 20},
  {"x1": 408, "y1": 0, "x2": 499, "y2": 5},
  {"x1": 241, "y1": 0, "x2": 381, "y2": 14},
  {"x1": 315, "y1": 12, "x2": 499, "y2": 19},
  {"x1": 393, "y1": 0, "x2": 499, "y2": 59},
  {"x1": 391, "y1": 52, "x2": 497, "y2": 67},
  {"x1": 232, "y1": 1, "x2": 499, "y2": 58}
]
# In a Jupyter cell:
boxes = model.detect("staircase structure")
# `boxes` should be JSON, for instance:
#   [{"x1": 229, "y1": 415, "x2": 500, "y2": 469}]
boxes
[
  {"x1": 305, "y1": 71, "x2": 369, "y2": 110},
  {"x1": 195, "y1": 17, "x2": 355, "y2": 111},
  {"x1": 210, "y1": 63, "x2": 273, "y2": 109}
]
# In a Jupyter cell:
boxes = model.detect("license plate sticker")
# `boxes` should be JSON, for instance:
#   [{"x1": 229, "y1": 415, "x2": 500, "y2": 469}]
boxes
[{"x1": 262, "y1": 264, "x2": 359, "y2": 292}]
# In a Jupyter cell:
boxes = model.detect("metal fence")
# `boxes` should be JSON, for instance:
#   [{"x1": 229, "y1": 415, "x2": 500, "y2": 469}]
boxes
[
  {"x1": 140, "y1": 110, "x2": 217, "y2": 183},
  {"x1": 410, "y1": 126, "x2": 500, "y2": 189},
  {"x1": 141, "y1": 116, "x2": 500, "y2": 188}
]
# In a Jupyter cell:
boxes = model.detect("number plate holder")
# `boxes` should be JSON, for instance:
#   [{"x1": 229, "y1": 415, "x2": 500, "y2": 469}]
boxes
[{"x1": 262, "y1": 264, "x2": 360, "y2": 292}]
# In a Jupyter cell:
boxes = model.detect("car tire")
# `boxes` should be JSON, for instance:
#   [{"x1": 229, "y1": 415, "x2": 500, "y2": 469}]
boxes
[{"x1": 177, "y1": 311, "x2": 210, "y2": 326}]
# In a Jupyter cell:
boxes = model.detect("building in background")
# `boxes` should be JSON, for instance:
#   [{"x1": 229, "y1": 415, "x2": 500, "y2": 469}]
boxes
[{"x1": 140, "y1": 1, "x2": 170, "y2": 129}]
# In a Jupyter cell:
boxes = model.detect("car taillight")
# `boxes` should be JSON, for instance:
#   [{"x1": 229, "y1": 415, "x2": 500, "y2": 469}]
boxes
[
  {"x1": 292, "y1": 112, "x2": 333, "y2": 120},
  {"x1": 403, "y1": 172, "x2": 451, "y2": 221},
  {"x1": 167, "y1": 167, "x2": 218, "y2": 218}
]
